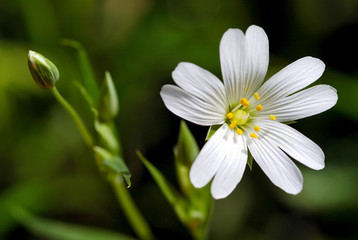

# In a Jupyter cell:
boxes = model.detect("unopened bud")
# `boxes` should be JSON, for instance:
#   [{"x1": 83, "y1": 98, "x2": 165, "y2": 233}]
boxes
[
  {"x1": 98, "y1": 71, "x2": 119, "y2": 122},
  {"x1": 28, "y1": 50, "x2": 59, "y2": 89}
]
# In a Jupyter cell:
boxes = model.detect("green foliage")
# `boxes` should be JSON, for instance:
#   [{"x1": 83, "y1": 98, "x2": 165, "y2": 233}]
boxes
[{"x1": 61, "y1": 39, "x2": 100, "y2": 103}]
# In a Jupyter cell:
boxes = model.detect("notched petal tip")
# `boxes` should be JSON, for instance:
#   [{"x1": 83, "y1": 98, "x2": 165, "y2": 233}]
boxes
[{"x1": 246, "y1": 24, "x2": 265, "y2": 34}]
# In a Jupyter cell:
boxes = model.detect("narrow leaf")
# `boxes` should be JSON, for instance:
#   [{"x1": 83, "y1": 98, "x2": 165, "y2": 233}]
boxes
[
  {"x1": 136, "y1": 151, "x2": 188, "y2": 222},
  {"x1": 175, "y1": 121, "x2": 199, "y2": 166},
  {"x1": 94, "y1": 146, "x2": 131, "y2": 187},
  {"x1": 61, "y1": 39, "x2": 100, "y2": 103},
  {"x1": 174, "y1": 121, "x2": 199, "y2": 196},
  {"x1": 11, "y1": 206, "x2": 136, "y2": 240},
  {"x1": 94, "y1": 120, "x2": 120, "y2": 154},
  {"x1": 74, "y1": 81, "x2": 96, "y2": 112}
]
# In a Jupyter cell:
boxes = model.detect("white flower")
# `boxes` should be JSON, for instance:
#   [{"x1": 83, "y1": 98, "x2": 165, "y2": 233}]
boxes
[{"x1": 160, "y1": 25, "x2": 338, "y2": 199}]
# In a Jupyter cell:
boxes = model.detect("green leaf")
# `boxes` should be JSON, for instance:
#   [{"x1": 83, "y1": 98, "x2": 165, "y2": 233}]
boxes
[
  {"x1": 98, "y1": 71, "x2": 119, "y2": 122},
  {"x1": 74, "y1": 81, "x2": 97, "y2": 113},
  {"x1": 11, "y1": 206, "x2": 136, "y2": 240},
  {"x1": 175, "y1": 121, "x2": 199, "y2": 166},
  {"x1": 136, "y1": 151, "x2": 188, "y2": 223},
  {"x1": 174, "y1": 121, "x2": 199, "y2": 196},
  {"x1": 61, "y1": 39, "x2": 100, "y2": 103},
  {"x1": 94, "y1": 146, "x2": 131, "y2": 187},
  {"x1": 94, "y1": 120, "x2": 120, "y2": 154},
  {"x1": 205, "y1": 124, "x2": 221, "y2": 140}
]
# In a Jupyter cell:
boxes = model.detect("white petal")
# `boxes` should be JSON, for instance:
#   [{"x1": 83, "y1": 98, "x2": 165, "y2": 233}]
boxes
[
  {"x1": 211, "y1": 131, "x2": 247, "y2": 199},
  {"x1": 243, "y1": 25, "x2": 269, "y2": 98},
  {"x1": 260, "y1": 120, "x2": 325, "y2": 170},
  {"x1": 220, "y1": 28, "x2": 245, "y2": 105},
  {"x1": 258, "y1": 84, "x2": 338, "y2": 122},
  {"x1": 190, "y1": 124, "x2": 229, "y2": 188},
  {"x1": 160, "y1": 85, "x2": 225, "y2": 126},
  {"x1": 258, "y1": 57, "x2": 325, "y2": 104},
  {"x1": 248, "y1": 136, "x2": 303, "y2": 194},
  {"x1": 172, "y1": 62, "x2": 228, "y2": 111},
  {"x1": 220, "y1": 26, "x2": 269, "y2": 104}
]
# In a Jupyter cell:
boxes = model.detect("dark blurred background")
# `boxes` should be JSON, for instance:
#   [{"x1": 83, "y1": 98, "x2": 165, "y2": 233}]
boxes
[{"x1": 1, "y1": 0, "x2": 358, "y2": 239}]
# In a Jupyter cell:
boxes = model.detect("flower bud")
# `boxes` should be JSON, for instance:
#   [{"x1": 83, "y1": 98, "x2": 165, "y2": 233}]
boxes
[
  {"x1": 28, "y1": 50, "x2": 59, "y2": 89},
  {"x1": 98, "y1": 71, "x2": 119, "y2": 122}
]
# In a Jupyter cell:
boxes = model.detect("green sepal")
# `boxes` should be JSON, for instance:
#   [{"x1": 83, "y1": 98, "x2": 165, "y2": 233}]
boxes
[
  {"x1": 205, "y1": 124, "x2": 221, "y2": 140},
  {"x1": 98, "y1": 71, "x2": 119, "y2": 123},
  {"x1": 137, "y1": 151, "x2": 188, "y2": 222},
  {"x1": 28, "y1": 50, "x2": 59, "y2": 89},
  {"x1": 94, "y1": 146, "x2": 131, "y2": 187},
  {"x1": 247, "y1": 152, "x2": 254, "y2": 171},
  {"x1": 11, "y1": 206, "x2": 136, "y2": 240},
  {"x1": 61, "y1": 39, "x2": 100, "y2": 103}
]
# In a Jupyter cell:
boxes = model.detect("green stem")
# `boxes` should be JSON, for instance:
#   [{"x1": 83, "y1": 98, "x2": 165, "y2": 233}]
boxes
[
  {"x1": 51, "y1": 87, "x2": 153, "y2": 239},
  {"x1": 110, "y1": 174, "x2": 154, "y2": 240},
  {"x1": 50, "y1": 87, "x2": 94, "y2": 147}
]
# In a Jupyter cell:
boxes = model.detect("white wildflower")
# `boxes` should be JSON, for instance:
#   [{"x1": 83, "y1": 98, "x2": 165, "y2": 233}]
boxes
[{"x1": 160, "y1": 25, "x2": 338, "y2": 199}]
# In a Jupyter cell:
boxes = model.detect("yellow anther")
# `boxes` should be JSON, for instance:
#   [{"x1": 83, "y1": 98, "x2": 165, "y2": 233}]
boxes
[
  {"x1": 229, "y1": 120, "x2": 237, "y2": 129},
  {"x1": 256, "y1": 104, "x2": 263, "y2": 111},
  {"x1": 254, "y1": 92, "x2": 260, "y2": 100},
  {"x1": 250, "y1": 133, "x2": 258, "y2": 139},
  {"x1": 236, "y1": 128, "x2": 243, "y2": 135},
  {"x1": 226, "y1": 112, "x2": 233, "y2": 119},
  {"x1": 269, "y1": 114, "x2": 276, "y2": 120},
  {"x1": 254, "y1": 126, "x2": 260, "y2": 132},
  {"x1": 240, "y1": 98, "x2": 250, "y2": 106}
]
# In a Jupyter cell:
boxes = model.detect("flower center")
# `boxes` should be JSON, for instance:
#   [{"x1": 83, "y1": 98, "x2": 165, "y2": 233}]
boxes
[
  {"x1": 225, "y1": 93, "x2": 277, "y2": 138},
  {"x1": 226, "y1": 109, "x2": 249, "y2": 136},
  {"x1": 231, "y1": 109, "x2": 249, "y2": 126}
]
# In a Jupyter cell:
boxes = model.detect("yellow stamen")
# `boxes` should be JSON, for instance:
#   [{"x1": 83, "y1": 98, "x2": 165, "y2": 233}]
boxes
[
  {"x1": 256, "y1": 104, "x2": 263, "y2": 111},
  {"x1": 236, "y1": 128, "x2": 243, "y2": 135},
  {"x1": 250, "y1": 133, "x2": 258, "y2": 139},
  {"x1": 229, "y1": 120, "x2": 237, "y2": 129},
  {"x1": 254, "y1": 92, "x2": 260, "y2": 100},
  {"x1": 254, "y1": 126, "x2": 260, "y2": 132},
  {"x1": 240, "y1": 98, "x2": 250, "y2": 106},
  {"x1": 226, "y1": 112, "x2": 233, "y2": 119},
  {"x1": 269, "y1": 114, "x2": 276, "y2": 120}
]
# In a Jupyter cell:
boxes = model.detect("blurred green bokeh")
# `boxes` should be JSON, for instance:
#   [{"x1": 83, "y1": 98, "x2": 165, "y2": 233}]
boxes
[{"x1": 1, "y1": 0, "x2": 358, "y2": 239}]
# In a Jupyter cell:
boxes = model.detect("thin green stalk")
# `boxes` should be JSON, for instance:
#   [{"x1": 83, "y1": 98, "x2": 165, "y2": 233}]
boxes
[
  {"x1": 110, "y1": 174, "x2": 154, "y2": 240},
  {"x1": 50, "y1": 87, "x2": 94, "y2": 147}
]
